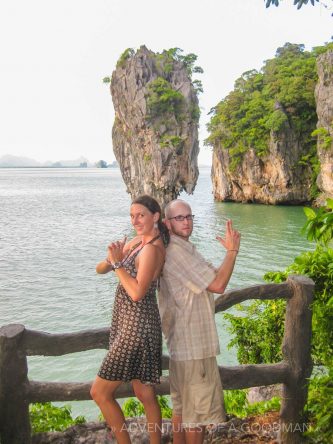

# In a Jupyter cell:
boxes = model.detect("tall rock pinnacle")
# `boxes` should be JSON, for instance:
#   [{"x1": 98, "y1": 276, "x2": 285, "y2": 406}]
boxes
[{"x1": 110, "y1": 46, "x2": 200, "y2": 207}]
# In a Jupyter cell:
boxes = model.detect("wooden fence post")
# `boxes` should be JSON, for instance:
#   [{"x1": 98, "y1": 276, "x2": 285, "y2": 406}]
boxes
[
  {"x1": 0, "y1": 324, "x2": 31, "y2": 444},
  {"x1": 279, "y1": 275, "x2": 314, "y2": 444}
]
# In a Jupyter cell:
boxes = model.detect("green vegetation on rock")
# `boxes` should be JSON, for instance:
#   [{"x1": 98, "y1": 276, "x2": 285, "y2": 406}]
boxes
[
  {"x1": 144, "y1": 47, "x2": 203, "y2": 126},
  {"x1": 140, "y1": 48, "x2": 203, "y2": 151},
  {"x1": 311, "y1": 127, "x2": 333, "y2": 150},
  {"x1": 103, "y1": 48, "x2": 136, "y2": 82},
  {"x1": 146, "y1": 77, "x2": 186, "y2": 123},
  {"x1": 205, "y1": 42, "x2": 333, "y2": 180},
  {"x1": 160, "y1": 135, "x2": 185, "y2": 154},
  {"x1": 106, "y1": 46, "x2": 203, "y2": 161},
  {"x1": 143, "y1": 153, "x2": 152, "y2": 163},
  {"x1": 155, "y1": 47, "x2": 204, "y2": 95},
  {"x1": 116, "y1": 47, "x2": 135, "y2": 69}
]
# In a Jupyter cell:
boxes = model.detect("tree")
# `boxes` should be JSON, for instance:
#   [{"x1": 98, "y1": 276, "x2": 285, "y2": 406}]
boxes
[
  {"x1": 95, "y1": 160, "x2": 108, "y2": 168},
  {"x1": 265, "y1": 0, "x2": 333, "y2": 14}
]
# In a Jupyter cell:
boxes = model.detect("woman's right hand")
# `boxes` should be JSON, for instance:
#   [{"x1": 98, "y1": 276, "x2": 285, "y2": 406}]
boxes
[
  {"x1": 96, "y1": 236, "x2": 127, "y2": 274},
  {"x1": 107, "y1": 236, "x2": 127, "y2": 264}
]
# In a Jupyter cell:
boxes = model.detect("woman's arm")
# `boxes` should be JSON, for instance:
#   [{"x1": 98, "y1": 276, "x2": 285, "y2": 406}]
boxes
[
  {"x1": 96, "y1": 260, "x2": 113, "y2": 274},
  {"x1": 96, "y1": 236, "x2": 136, "y2": 274},
  {"x1": 115, "y1": 244, "x2": 160, "y2": 302}
]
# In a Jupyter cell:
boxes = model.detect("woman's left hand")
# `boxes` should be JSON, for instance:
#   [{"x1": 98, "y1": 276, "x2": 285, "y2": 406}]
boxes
[{"x1": 107, "y1": 236, "x2": 127, "y2": 264}]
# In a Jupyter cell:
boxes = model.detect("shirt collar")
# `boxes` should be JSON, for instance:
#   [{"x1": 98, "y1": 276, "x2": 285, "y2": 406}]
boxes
[{"x1": 169, "y1": 234, "x2": 194, "y2": 252}]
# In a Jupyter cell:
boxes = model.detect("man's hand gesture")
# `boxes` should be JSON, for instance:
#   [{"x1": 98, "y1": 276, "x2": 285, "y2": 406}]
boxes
[{"x1": 216, "y1": 220, "x2": 241, "y2": 253}]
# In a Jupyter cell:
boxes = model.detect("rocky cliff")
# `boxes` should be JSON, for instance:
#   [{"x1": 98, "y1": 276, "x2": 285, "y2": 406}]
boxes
[
  {"x1": 315, "y1": 50, "x2": 333, "y2": 203},
  {"x1": 110, "y1": 46, "x2": 200, "y2": 207},
  {"x1": 211, "y1": 121, "x2": 312, "y2": 204},
  {"x1": 209, "y1": 43, "x2": 333, "y2": 205}
]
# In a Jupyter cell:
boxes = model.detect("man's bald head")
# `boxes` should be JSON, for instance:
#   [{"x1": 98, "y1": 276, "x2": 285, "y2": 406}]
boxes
[
  {"x1": 164, "y1": 199, "x2": 193, "y2": 240},
  {"x1": 165, "y1": 199, "x2": 192, "y2": 219}
]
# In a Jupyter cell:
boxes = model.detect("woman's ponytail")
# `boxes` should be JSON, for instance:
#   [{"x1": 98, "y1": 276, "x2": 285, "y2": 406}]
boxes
[{"x1": 158, "y1": 220, "x2": 170, "y2": 246}]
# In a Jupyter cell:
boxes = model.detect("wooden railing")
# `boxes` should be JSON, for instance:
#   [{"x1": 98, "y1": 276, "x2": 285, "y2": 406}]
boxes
[{"x1": 0, "y1": 275, "x2": 314, "y2": 444}]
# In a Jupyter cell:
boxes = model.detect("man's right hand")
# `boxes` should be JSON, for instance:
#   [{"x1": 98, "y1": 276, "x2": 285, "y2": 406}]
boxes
[{"x1": 216, "y1": 219, "x2": 241, "y2": 253}]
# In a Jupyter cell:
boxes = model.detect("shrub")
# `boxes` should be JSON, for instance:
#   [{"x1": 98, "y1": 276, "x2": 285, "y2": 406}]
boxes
[
  {"x1": 29, "y1": 402, "x2": 85, "y2": 434},
  {"x1": 304, "y1": 367, "x2": 333, "y2": 443},
  {"x1": 224, "y1": 389, "x2": 280, "y2": 418},
  {"x1": 160, "y1": 135, "x2": 185, "y2": 153},
  {"x1": 224, "y1": 200, "x2": 333, "y2": 443},
  {"x1": 311, "y1": 127, "x2": 332, "y2": 150},
  {"x1": 122, "y1": 395, "x2": 172, "y2": 418},
  {"x1": 116, "y1": 48, "x2": 135, "y2": 69},
  {"x1": 224, "y1": 299, "x2": 285, "y2": 364},
  {"x1": 146, "y1": 77, "x2": 186, "y2": 123}
]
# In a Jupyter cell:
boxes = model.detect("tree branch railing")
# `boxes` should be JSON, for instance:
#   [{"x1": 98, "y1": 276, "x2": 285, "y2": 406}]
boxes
[{"x1": 0, "y1": 275, "x2": 314, "y2": 444}]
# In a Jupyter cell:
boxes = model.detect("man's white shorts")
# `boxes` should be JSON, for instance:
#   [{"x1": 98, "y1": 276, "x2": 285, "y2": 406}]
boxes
[{"x1": 169, "y1": 356, "x2": 226, "y2": 427}]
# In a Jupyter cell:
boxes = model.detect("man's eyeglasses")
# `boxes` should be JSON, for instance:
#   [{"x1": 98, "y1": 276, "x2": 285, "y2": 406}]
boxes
[{"x1": 168, "y1": 215, "x2": 195, "y2": 222}]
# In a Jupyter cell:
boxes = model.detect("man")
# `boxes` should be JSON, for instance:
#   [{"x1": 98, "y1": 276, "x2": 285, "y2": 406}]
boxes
[{"x1": 159, "y1": 199, "x2": 241, "y2": 444}]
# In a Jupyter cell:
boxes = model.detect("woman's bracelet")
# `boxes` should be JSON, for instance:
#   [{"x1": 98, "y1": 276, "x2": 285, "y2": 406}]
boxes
[
  {"x1": 105, "y1": 258, "x2": 115, "y2": 270},
  {"x1": 227, "y1": 249, "x2": 239, "y2": 253},
  {"x1": 105, "y1": 258, "x2": 125, "y2": 270}
]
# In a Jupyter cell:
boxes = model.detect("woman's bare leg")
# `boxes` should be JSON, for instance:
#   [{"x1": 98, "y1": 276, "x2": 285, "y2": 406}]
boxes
[
  {"x1": 132, "y1": 380, "x2": 162, "y2": 444},
  {"x1": 90, "y1": 376, "x2": 130, "y2": 444}
]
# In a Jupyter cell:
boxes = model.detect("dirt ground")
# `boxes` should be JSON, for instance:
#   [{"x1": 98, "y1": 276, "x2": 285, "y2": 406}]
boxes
[{"x1": 32, "y1": 411, "x2": 282, "y2": 443}]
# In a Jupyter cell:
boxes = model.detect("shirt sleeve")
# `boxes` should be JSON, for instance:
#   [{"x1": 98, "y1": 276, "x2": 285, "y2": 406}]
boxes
[{"x1": 165, "y1": 244, "x2": 216, "y2": 295}]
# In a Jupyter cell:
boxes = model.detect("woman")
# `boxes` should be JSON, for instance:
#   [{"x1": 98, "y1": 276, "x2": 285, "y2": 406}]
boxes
[{"x1": 90, "y1": 195, "x2": 169, "y2": 444}]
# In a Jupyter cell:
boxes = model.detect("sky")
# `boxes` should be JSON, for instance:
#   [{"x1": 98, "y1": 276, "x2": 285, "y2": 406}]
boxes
[{"x1": 0, "y1": 0, "x2": 332, "y2": 166}]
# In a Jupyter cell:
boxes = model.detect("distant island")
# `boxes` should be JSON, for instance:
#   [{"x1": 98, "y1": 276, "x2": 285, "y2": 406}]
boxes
[{"x1": 0, "y1": 155, "x2": 119, "y2": 169}]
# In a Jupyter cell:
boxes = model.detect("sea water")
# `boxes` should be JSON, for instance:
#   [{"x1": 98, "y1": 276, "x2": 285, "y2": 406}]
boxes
[{"x1": 0, "y1": 167, "x2": 313, "y2": 419}]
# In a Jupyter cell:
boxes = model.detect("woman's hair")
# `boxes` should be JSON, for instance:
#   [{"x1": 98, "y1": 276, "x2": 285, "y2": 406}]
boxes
[{"x1": 132, "y1": 195, "x2": 170, "y2": 246}]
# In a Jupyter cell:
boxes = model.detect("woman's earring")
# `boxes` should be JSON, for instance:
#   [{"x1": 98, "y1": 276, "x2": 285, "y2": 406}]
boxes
[{"x1": 154, "y1": 222, "x2": 158, "y2": 229}]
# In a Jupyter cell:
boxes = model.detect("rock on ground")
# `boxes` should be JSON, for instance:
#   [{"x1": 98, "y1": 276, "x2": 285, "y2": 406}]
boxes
[{"x1": 32, "y1": 413, "x2": 280, "y2": 443}]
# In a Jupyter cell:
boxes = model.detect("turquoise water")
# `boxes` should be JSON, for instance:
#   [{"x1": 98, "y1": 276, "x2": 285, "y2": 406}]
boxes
[{"x1": 0, "y1": 167, "x2": 313, "y2": 419}]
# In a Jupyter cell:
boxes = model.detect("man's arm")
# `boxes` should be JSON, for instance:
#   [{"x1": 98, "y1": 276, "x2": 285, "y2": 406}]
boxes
[
  {"x1": 207, "y1": 250, "x2": 238, "y2": 294},
  {"x1": 207, "y1": 220, "x2": 240, "y2": 294}
]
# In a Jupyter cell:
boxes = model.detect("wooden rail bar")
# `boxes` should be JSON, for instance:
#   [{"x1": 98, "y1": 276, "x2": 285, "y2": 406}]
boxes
[
  {"x1": 0, "y1": 276, "x2": 314, "y2": 444},
  {"x1": 215, "y1": 281, "x2": 293, "y2": 312},
  {"x1": 27, "y1": 362, "x2": 288, "y2": 403},
  {"x1": 218, "y1": 362, "x2": 289, "y2": 390},
  {"x1": 21, "y1": 327, "x2": 109, "y2": 356},
  {"x1": 27, "y1": 377, "x2": 171, "y2": 403}
]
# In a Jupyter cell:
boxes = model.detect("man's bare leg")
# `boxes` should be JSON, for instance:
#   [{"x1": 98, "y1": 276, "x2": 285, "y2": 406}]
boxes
[
  {"x1": 172, "y1": 414, "x2": 186, "y2": 444},
  {"x1": 185, "y1": 425, "x2": 206, "y2": 444}
]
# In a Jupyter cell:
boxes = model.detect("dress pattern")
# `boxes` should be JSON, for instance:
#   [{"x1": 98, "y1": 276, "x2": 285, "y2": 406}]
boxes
[{"x1": 98, "y1": 238, "x2": 162, "y2": 385}]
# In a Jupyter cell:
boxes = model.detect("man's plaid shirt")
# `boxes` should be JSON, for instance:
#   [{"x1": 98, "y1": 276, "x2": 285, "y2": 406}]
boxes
[{"x1": 158, "y1": 234, "x2": 220, "y2": 361}]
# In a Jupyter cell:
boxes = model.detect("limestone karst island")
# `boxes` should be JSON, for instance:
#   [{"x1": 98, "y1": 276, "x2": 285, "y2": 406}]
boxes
[{"x1": 106, "y1": 43, "x2": 333, "y2": 207}]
